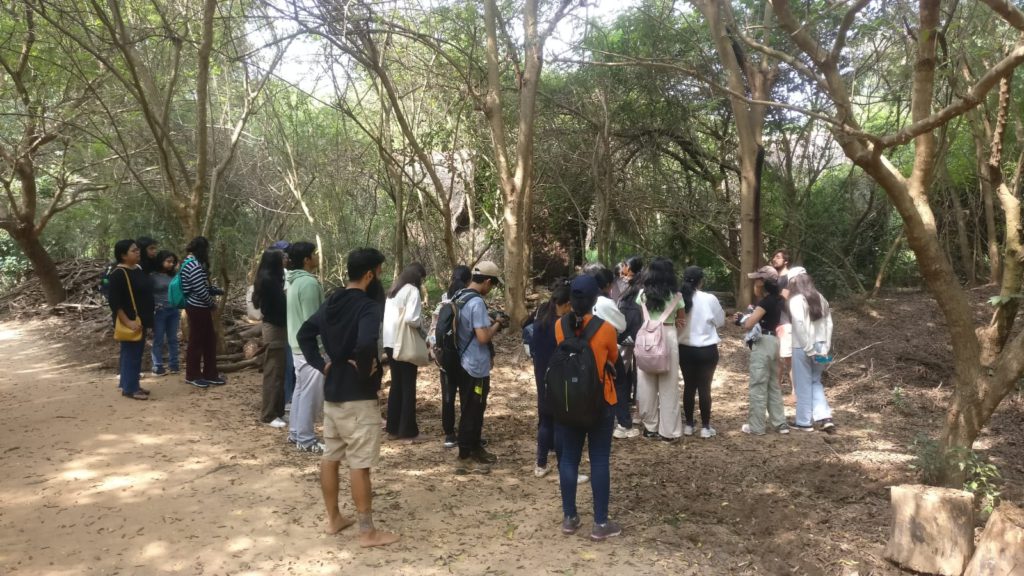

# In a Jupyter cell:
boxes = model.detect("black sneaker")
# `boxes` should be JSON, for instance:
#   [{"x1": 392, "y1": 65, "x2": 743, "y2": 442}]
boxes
[
  {"x1": 818, "y1": 419, "x2": 837, "y2": 434},
  {"x1": 443, "y1": 435, "x2": 457, "y2": 449},
  {"x1": 642, "y1": 428, "x2": 659, "y2": 439},
  {"x1": 471, "y1": 447, "x2": 497, "y2": 464},
  {"x1": 186, "y1": 378, "x2": 210, "y2": 388},
  {"x1": 480, "y1": 437, "x2": 489, "y2": 447},
  {"x1": 207, "y1": 375, "x2": 227, "y2": 386},
  {"x1": 455, "y1": 458, "x2": 490, "y2": 475},
  {"x1": 152, "y1": 366, "x2": 167, "y2": 376}
]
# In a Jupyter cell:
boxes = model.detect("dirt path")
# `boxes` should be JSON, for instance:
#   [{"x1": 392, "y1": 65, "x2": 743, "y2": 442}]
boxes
[{"x1": 2, "y1": 308, "x2": 1018, "y2": 576}]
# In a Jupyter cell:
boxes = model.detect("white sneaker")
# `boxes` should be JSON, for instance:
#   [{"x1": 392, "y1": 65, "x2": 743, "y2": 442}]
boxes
[
  {"x1": 266, "y1": 417, "x2": 287, "y2": 429},
  {"x1": 623, "y1": 427, "x2": 640, "y2": 438},
  {"x1": 577, "y1": 473, "x2": 589, "y2": 485},
  {"x1": 683, "y1": 424, "x2": 695, "y2": 436},
  {"x1": 534, "y1": 464, "x2": 551, "y2": 478},
  {"x1": 613, "y1": 424, "x2": 630, "y2": 439},
  {"x1": 740, "y1": 423, "x2": 764, "y2": 436},
  {"x1": 700, "y1": 427, "x2": 717, "y2": 439}
]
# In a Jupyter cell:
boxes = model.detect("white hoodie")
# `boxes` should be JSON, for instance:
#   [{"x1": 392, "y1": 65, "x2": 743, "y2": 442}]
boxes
[{"x1": 789, "y1": 293, "x2": 833, "y2": 355}]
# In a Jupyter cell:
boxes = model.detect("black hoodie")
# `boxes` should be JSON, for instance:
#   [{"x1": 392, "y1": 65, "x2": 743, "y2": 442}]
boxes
[{"x1": 297, "y1": 287, "x2": 383, "y2": 403}]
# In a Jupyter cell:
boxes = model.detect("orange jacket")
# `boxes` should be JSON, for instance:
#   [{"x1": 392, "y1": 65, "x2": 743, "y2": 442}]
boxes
[{"x1": 555, "y1": 314, "x2": 618, "y2": 406}]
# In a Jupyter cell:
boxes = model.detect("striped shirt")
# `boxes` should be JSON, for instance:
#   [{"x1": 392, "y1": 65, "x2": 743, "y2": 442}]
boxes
[{"x1": 180, "y1": 257, "x2": 215, "y2": 308}]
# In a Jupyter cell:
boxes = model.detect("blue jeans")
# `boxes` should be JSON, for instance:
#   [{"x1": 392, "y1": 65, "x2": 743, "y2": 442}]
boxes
[
  {"x1": 284, "y1": 347, "x2": 295, "y2": 405},
  {"x1": 792, "y1": 347, "x2": 832, "y2": 426},
  {"x1": 555, "y1": 405, "x2": 614, "y2": 524},
  {"x1": 150, "y1": 307, "x2": 180, "y2": 371},
  {"x1": 119, "y1": 339, "x2": 145, "y2": 394}
]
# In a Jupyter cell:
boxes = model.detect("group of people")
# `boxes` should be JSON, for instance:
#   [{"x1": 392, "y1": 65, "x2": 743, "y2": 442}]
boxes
[
  {"x1": 108, "y1": 235, "x2": 837, "y2": 547},
  {"x1": 106, "y1": 235, "x2": 224, "y2": 400}
]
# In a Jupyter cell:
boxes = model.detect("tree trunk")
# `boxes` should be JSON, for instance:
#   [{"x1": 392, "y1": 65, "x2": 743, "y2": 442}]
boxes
[
  {"x1": 10, "y1": 228, "x2": 66, "y2": 305},
  {"x1": 947, "y1": 180, "x2": 976, "y2": 284}
]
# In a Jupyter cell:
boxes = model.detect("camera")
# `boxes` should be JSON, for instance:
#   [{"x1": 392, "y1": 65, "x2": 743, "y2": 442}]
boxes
[{"x1": 489, "y1": 309, "x2": 511, "y2": 328}]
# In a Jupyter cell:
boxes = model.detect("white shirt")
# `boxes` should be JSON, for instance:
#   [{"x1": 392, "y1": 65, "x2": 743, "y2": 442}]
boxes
[
  {"x1": 789, "y1": 294, "x2": 833, "y2": 355},
  {"x1": 593, "y1": 295, "x2": 627, "y2": 334},
  {"x1": 382, "y1": 283, "x2": 422, "y2": 349},
  {"x1": 678, "y1": 291, "x2": 725, "y2": 347}
]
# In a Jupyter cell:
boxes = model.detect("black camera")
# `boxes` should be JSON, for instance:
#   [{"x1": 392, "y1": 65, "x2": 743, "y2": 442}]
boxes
[{"x1": 489, "y1": 309, "x2": 511, "y2": 327}]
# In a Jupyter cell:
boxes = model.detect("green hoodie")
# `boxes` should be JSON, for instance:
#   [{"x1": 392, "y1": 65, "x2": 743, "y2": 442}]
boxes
[{"x1": 286, "y1": 269, "x2": 324, "y2": 353}]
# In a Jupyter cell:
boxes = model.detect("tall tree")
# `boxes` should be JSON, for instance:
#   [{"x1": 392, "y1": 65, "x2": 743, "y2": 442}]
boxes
[
  {"x1": 0, "y1": 3, "x2": 108, "y2": 304},
  {"x1": 761, "y1": 0, "x2": 1024, "y2": 481}
]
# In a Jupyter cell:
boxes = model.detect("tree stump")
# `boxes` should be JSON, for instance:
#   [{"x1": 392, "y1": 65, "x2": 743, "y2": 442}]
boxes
[
  {"x1": 885, "y1": 484, "x2": 975, "y2": 576},
  {"x1": 964, "y1": 503, "x2": 1024, "y2": 576}
]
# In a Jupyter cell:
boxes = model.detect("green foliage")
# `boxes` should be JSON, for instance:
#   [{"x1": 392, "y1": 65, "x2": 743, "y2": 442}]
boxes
[{"x1": 911, "y1": 435, "x2": 1002, "y2": 515}]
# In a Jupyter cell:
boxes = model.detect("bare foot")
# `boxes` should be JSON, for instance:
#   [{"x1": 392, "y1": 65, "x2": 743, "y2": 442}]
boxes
[
  {"x1": 325, "y1": 514, "x2": 355, "y2": 534},
  {"x1": 359, "y1": 529, "x2": 400, "y2": 548}
]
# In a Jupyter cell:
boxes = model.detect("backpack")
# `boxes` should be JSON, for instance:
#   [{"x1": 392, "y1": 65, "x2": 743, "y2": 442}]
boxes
[
  {"x1": 634, "y1": 293, "x2": 681, "y2": 374},
  {"x1": 433, "y1": 289, "x2": 482, "y2": 373},
  {"x1": 167, "y1": 256, "x2": 192, "y2": 309},
  {"x1": 97, "y1": 261, "x2": 117, "y2": 301},
  {"x1": 545, "y1": 315, "x2": 606, "y2": 429}
]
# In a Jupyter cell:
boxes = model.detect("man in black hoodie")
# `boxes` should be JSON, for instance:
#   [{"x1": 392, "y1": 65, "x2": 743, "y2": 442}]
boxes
[{"x1": 297, "y1": 247, "x2": 399, "y2": 548}]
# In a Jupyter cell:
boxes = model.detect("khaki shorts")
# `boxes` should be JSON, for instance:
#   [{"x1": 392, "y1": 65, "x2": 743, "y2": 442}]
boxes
[
  {"x1": 323, "y1": 400, "x2": 382, "y2": 469},
  {"x1": 777, "y1": 323, "x2": 793, "y2": 358}
]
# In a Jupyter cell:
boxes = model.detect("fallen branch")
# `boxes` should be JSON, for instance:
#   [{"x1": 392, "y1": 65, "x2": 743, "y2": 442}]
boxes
[{"x1": 218, "y1": 356, "x2": 260, "y2": 373}]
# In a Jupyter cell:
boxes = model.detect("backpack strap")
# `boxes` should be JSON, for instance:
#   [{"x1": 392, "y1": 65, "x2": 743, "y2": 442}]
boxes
[
  {"x1": 656, "y1": 293, "x2": 681, "y2": 324},
  {"x1": 562, "y1": 314, "x2": 604, "y2": 343},
  {"x1": 120, "y1": 268, "x2": 138, "y2": 318},
  {"x1": 454, "y1": 289, "x2": 483, "y2": 355}
]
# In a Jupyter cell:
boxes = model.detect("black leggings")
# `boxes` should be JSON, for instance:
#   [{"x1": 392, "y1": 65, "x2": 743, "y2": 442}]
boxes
[{"x1": 679, "y1": 344, "x2": 719, "y2": 428}]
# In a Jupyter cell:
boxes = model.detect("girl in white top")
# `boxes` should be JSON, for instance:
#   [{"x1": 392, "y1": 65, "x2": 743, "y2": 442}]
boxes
[
  {"x1": 787, "y1": 270, "x2": 836, "y2": 433},
  {"x1": 383, "y1": 263, "x2": 427, "y2": 440},
  {"x1": 678, "y1": 266, "x2": 725, "y2": 438}
]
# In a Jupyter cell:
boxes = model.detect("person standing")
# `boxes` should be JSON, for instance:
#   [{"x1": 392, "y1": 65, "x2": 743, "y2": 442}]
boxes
[
  {"x1": 253, "y1": 248, "x2": 288, "y2": 429},
  {"x1": 453, "y1": 261, "x2": 508, "y2": 474},
  {"x1": 108, "y1": 239, "x2": 155, "y2": 400},
  {"x1": 136, "y1": 236, "x2": 160, "y2": 274},
  {"x1": 584, "y1": 264, "x2": 637, "y2": 439},
  {"x1": 528, "y1": 281, "x2": 571, "y2": 477},
  {"x1": 771, "y1": 249, "x2": 793, "y2": 391},
  {"x1": 634, "y1": 257, "x2": 685, "y2": 441},
  {"x1": 737, "y1": 266, "x2": 790, "y2": 435},
  {"x1": 553, "y1": 274, "x2": 622, "y2": 541},
  {"x1": 678, "y1": 266, "x2": 725, "y2": 439},
  {"x1": 616, "y1": 256, "x2": 644, "y2": 410},
  {"x1": 788, "y1": 269, "x2": 836, "y2": 433},
  {"x1": 149, "y1": 250, "x2": 180, "y2": 376},
  {"x1": 382, "y1": 262, "x2": 427, "y2": 441},
  {"x1": 297, "y1": 247, "x2": 399, "y2": 548},
  {"x1": 286, "y1": 241, "x2": 325, "y2": 453},
  {"x1": 181, "y1": 236, "x2": 224, "y2": 388},
  {"x1": 433, "y1": 265, "x2": 472, "y2": 448}
]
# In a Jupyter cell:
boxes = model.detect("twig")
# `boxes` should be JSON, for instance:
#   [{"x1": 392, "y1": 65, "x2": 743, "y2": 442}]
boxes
[{"x1": 830, "y1": 341, "x2": 885, "y2": 367}]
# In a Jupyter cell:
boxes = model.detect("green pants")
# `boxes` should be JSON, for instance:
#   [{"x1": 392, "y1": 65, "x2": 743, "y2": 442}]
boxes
[{"x1": 748, "y1": 334, "x2": 786, "y2": 434}]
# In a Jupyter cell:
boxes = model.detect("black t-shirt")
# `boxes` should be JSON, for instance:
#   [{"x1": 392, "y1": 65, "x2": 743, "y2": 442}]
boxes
[
  {"x1": 757, "y1": 294, "x2": 783, "y2": 333},
  {"x1": 108, "y1": 266, "x2": 155, "y2": 328}
]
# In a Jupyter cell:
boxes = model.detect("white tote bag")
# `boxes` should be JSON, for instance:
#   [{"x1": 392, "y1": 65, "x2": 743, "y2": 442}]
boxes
[{"x1": 394, "y1": 306, "x2": 430, "y2": 366}]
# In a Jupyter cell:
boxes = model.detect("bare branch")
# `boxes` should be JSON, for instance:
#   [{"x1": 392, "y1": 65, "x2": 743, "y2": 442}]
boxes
[
  {"x1": 979, "y1": 0, "x2": 1024, "y2": 32},
  {"x1": 830, "y1": 0, "x2": 871, "y2": 63}
]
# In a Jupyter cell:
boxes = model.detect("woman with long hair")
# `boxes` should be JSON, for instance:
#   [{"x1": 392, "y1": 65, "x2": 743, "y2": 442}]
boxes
[
  {"x1": 108, "y1": 239, "x2": 155, "y2": 400},
  {"x1": 181, "y1": 236, "x2": 224, "y2": 388},
  {"x1": 634, "y1": 257, "x2": 685, "y2": 441},
  {"x1": 678, "y1": 266, "x2": 725, "y2": 439},
  {"x1": 253, "y1": 248, "x2": 288, "y2": 428},
  {"x1": 787, "y1": 269, "x2": 836, "y2": 433},
  {"x1": 616, "y1": 256, "x2": 644, "y2": 410},
  {"x1": 529, "y1": 280, "x2": 572, "y2": 477},
  {"x1": 553, "y1": 274, "x2": 622, "y2": 541},
  {"x1": 437, "y1": 265, "x2": 472, "y2": 447},
  {"x1": 150, "y1": 250, "x2": 180, "y2": 376},
  {"x1": 383, "y1": 262, "x2": 428, "y2": 440}
]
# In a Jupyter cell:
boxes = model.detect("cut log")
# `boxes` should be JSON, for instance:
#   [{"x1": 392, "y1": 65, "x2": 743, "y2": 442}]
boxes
[
  {"x1": 243, "y1": 339, "x2": 264, "y2": 360},
  {"x1": 885, "y1": 484, "x2": 975, "y2": 576},
  {"x1": 964, "y1": 503, "x2": 1024, "y2": 576}
]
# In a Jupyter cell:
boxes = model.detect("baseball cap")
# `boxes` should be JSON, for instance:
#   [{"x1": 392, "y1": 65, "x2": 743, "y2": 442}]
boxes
[
  {"x1": 570, "y1": 274, "x2": 600, "y2": 300},
  {"x1": 747, "y1": 265, "x2": 779, "y2": 281},
  {"x1": 270, "y1": 240, "x2": 290, "y2": 251},
  {"x1": 473, "y1": 261, "x2": 503, "y2": 285}
]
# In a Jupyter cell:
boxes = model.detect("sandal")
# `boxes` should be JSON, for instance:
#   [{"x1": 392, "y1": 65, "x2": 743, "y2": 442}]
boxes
[{"x1": 122, "y1": 391, "x2": 149, "y2": 400}]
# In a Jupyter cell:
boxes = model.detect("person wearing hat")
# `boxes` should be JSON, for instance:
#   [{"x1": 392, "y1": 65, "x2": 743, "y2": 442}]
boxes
[
  {"x1": 678, "y1": 265, "x2": 725, "y2": 439},
  {"x1": 453, "y1": 260, "x2": 509, "y2": 473},
  {"x1": 553, "y1": 274, "x2": 623, "y2": 541},
  {"x1": 736, "y1": 266, "x2": 790, "y2": 435}
]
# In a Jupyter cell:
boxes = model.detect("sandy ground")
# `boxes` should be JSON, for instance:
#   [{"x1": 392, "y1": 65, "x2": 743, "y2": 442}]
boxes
[{"x1": 1, "y1": 292, "x2": 1022, "y2": 575}]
